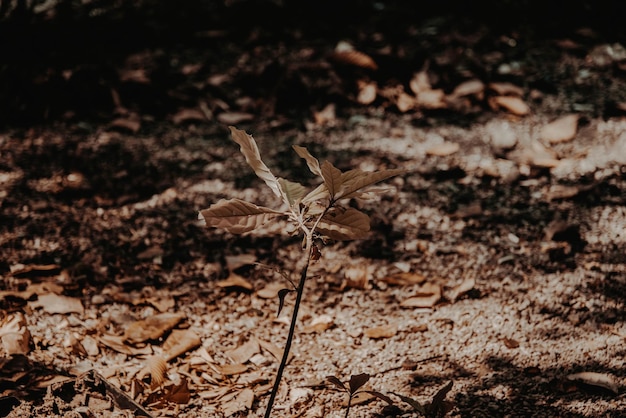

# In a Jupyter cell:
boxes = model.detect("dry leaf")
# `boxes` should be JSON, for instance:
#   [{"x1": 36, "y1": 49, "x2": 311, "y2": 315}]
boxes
[
  {"x1": 258, "y1": 338, "x2": 285, "y2": 362},
  {"x1": 312, "y1": 103, "x2": 336, "y2": 125},
  {"x1": 221, "y1": 388, "x2": 254, "y2": 416},
  {"x1": 502, "y1": 337, "x2": 520, "y2": 349},
  {"x1": 0, "y1": 312, "x2": 31, "y2": 355},
  {"x1": 225, "y1": 254, "x2": 257, "y2": 271},
  {"x1": 409, "y1": 71, "x2": 431, "y2": 95},
  {"x1": 217, "y1": 112, "x2": 254, "y2": 125},
  {"x1": 426, "y1": 142, "x2": 460, "y2": 157},
  {"x1": 124, "y1": 312, "x2": 185, "y2": 344},
  {"x1": 142, "y1": 355, "x2": 168, "y2": 388},
  {"x1": 98, "y1": 334, "x2": 152, "y2": 355},
  {"x1": 303, "y1": 314, "x2": 334, "y2": 333},
  {"x1": 256, "y1": 282, "x2": 285, "y2": 299},
  {"x1": 545, "y1": 184, "x2": 583, "y2": 201},
  {"x1": 451, "y1": 79, "x2": 485, "y2": 97},
  {"x1": 199, "y1": 198, "x2": 284, "y2": 235},
  {"x1": 172, "y1": 108, "x2": 207, "y2": 124},
  {"x1": 447, "y1": 277, "x2": 475, "y2": 302},
  {"x1": 540, "y1": 114, "x2": 579, "y2": 144},
  {"x1": 109, "y1": 117, "x2": 141, "y2": 133},
  {"x1": 216, "y1": 273, "x2": 254, "y2": 290},
  {"x1": 29, "y1": 293, "x2": 84, "y2": 314},
  {"x1": 226, "y1": 338, "x2": 260, "y2": 364},
  {"x1": 164, "y1": 378, "x2": 191, "y2": 404},
  {"x1": 488, "y1": 82, "x2": 524, "y2": 96},
  {"x1": 364, "y1": 323, "x2": 398, "y2": 339},
  {"x1": 330, "y1": 50, "x2": 378, "y2": 70},
  {"x1": 417, "y1": 89, "x2": 447, "y2": 109},
  {"x1": 163, "y1": 329, "x2": 201, "y2": 361},
  {"x1": 396, "y1": 92, "x2": 416, "y2": 112},
  {"x1": 217, "y1": 363, "x2": 248, "y2": 376},
  {"x1": 342, "y1": 265, "x2": 370, "y2": 290},
  {"x1": 567, "y1": 372, "x2": 619, "y2": 394},
  {"x1": 382, "y1": 272, "x2": 426, "y2": 286},
  {"x1": 357, "y1": 81, "x2": 377, "y2": 105},
  {"x1": 317, "y1": 208, "x2": 371, "y2": 240},
  {"x1": 491, "y1": 96, "x2": 530, "y2": 116},
  {"x1": 401, "y1": 282, "x2": 441, "y2": 308}
]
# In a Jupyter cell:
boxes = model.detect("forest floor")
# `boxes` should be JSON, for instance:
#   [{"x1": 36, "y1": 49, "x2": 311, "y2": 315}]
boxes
[{"x1": 1, "y1": 2, "x2": 626, "y2": 417}]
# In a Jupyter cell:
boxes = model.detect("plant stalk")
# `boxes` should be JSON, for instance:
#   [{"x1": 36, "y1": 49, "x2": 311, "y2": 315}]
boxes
[{"x1": 264, "y1": 239, "x2": 313, "y2": 417}]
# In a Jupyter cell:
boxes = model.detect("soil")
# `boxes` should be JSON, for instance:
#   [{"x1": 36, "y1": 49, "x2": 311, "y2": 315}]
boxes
[{"x1": 1, "y1": 2, "x2": 625, "y2": 417}]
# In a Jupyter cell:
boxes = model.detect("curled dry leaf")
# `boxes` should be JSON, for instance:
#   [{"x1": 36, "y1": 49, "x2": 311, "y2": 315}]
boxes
[
  {"x1": 124, "y1": 312, "x2": 185, "y2": 344},
  {"x1": 540, "y1": 114, "x2": 579, "y2": 144},
  {"x1": 142, "y1": 355, "x2": 168, "y2": 389},
  {"x1": 567, "y1": 372, "x2": 619, "y2": 394}
]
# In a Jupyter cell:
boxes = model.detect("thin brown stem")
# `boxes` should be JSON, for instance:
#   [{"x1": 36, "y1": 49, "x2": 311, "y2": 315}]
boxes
[{"x1": 263, "y1": 239, "x2": 313, "y2": 417}]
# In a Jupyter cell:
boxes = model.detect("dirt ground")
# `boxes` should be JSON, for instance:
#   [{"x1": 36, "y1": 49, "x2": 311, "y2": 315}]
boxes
[{"x1": 1, "y1": 2, "x2": 625, "y2": 417}]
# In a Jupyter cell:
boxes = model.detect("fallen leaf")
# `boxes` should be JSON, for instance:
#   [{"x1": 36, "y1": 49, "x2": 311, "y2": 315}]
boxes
[
  {"x1": 545, "y1": 184, "x2": 583, "y2": 201},
  {"x1": 409, "y1": 71, "x2": 431, "y2": 95},
  {"x1": 256, "y1": 282, "x2": 285, "y2": 299},
  {"x1": 303, "y1": 314, "x2": 334, "y2": 333},
  {"x1": 217, "y1": 363, "x2": 248, "y2": 376},
  {"x1": 216, "y1": 112, "x2": 254, "y2": 125},
  {"x1": 357, "y1": 81, "x2": 377, "y2": 105},
  {"x1": 567, "y1": 372, "x2": 619, "y2": 394},
  {"x1": 29, "y1": 293, "x2": 84, "y2": 314},
  {"x1": 258, "y1": 338, "x2": 286, "y2": 362},
  {"x1": 98, "y1": 334, "x2": 152, "y2": 355},
  {"x1": 313, "y1": 103, "x2": 336, "y2": 125},
  {"x1": 330, "y1": 50, "x2": 378, "y2": 70},
  {"x1": 417, "y1": 89, "x2": 446, "y2": 109},
  {"x1": 0, "y1": 312, "x2": 31, "y2": 355},
  {"x1": 221, "y1": 388, "x2": 254, "y2": 416},
  {"x1": 426, "y1": 142, "x2": 460, "y2": 157},
  {"x1": 491, "y1": 96, "x2": 530, "y2": 116},
  {"x1": 225, "y1": 254, "x2": 257, "y2": 271},
  {"x1": 164, "y1": 377, "x2": 191, "y2": 404},
  {"x1": 447, "y1": 277, "x2": 476, "y2": 302},
  {"x1": 163, "y1": 329, "x2": 201, "y2": 361},
  {"x1": 400, "y1": 282, "x2": 441, "y2": 308},
  {"x1": 396, "y1": 92, "x2": 415, "y2": 112},
  {"x1": 364, "y1": 323, "x2": 398, "y2": 339},
  {"x1": 172, "y1": 108, "x2": 208, "y2": 124},
  {"x1": 124, "y1": 312, "x2": 185, "y2": 344},
  {"x1": 109, "y1": 117, "x2": 141, "y2": 133},
  {"x1": 488, "y1": 82, "x2": 524, "y2": 96},
  {"x1": 451, "y1": 79, "x2": 485, "y2": 97},
  {"x1": 502, "y1": 337, "x2": 520, "y2": 349},
  {"x1": 381, "y1": 272, "x2": 426, "y2": 286},
  {"x1": 225, "y1": 338, "x2": 260, "y2": 364},
  {"x1": 216, "y1": 273, "x2": 254, "y2": 291},
  {"x1": 10, "y1": 263, "x2": 60, "y2": 277},
  {"x1": 540, "y1": 114, "x2": 579, "y2": 144}
]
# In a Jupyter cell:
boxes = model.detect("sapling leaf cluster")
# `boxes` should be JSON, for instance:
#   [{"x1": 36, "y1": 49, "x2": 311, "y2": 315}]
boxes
[{"x1": 198, "y1": 126, "x2": 404, "y2": 417}]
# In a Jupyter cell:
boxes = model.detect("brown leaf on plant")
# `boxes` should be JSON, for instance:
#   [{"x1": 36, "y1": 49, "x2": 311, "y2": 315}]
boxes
[
  {"x1": 540, "y1": 114, "x2": 579, "y2": 144},
  {"x1": 364, "y1": 323, "x2": 398, "y2": 339},
  {"x1": 317, "y1": 207, "x2": 371, "y2": 240},
  {"x1": 199, "y1": 198, "x2": 284, "y2": 235},
  {"x1": 400, "y1": 282, "x2": 441, "y2": 308},
  {"x1": 124, "y1": 312, "x2": 185, "y2": 344},
  {"x1": 293, "y1": 145, "x2": 323, "y2": 177}
]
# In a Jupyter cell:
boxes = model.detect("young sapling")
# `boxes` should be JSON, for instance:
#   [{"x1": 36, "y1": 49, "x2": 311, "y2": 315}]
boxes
[{"x1": 199, "y1": 127, "x2": 404, "y2": 416}]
